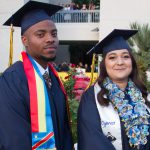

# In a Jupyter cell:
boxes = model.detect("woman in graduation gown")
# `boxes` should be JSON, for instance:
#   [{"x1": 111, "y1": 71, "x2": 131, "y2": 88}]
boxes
[{"x1": 77, "y1": 29, "x2": 150, "y2": 150}]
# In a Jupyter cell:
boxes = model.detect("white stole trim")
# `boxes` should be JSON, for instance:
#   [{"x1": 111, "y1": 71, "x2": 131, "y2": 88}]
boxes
[
  {"x1": 147, "y1": 94, "x2": 150, "y2": 113},
  {"x1": 94, "y1": 82, "x2": 123, "y2": 150}
]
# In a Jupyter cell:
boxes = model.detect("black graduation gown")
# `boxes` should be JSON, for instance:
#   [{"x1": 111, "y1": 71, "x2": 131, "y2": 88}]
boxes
[
  {"x1": 77, "y1": 86, "x2": 150, "y2": 150},
  {"x1": 0, "y1": 61, "x2": 73, "y2": 150}
]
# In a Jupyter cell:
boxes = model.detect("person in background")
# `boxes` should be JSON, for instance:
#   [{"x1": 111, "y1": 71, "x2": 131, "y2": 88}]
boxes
[
  {"x1": 59, "y1": 62, "x2": 69, "y2": 72},
  {"x1": 78, "y1": 62, "x2": 84, "y2": 68},
  {"x1": 84, "y1": 63, "x2": 91, "y2": 72},
  {"x1": 75, "y1": 3, "x2": 80, "y2": 10},
  {"x1": 81, "y1": 4, "x2": 87, "y2": 10},
  {"x1": 77, "y1": 29, "x2": 150, "y2": 150},
  {"x1": 81, "y1": 4, "x2": 88, "y2": 22},
  {"x1": 0, "y1": 1, "x2": 73, "y2": 150},
  {"x1": 70, "y1": 2, "x2": 76, "y2": 10},
  {"x1": 88, "y1": 1, "x2": 95, "y2": 10},
  {"x1": 64, "y1": 4, "x2": 70, "y2": 10}
]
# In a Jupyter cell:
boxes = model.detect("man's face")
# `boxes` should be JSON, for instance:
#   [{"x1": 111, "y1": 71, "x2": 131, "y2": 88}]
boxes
[{"x1": 22, "y1": 20, "x2": 59, "y2": 68}]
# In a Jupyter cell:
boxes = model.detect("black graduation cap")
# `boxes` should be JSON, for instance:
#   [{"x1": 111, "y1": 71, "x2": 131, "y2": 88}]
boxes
[
  {"x1": 87, "y1": 29, "x2": 138, "y2": 55},
  {"x1": 3, "y1": 1, "x2": 62, "y2": 35}
]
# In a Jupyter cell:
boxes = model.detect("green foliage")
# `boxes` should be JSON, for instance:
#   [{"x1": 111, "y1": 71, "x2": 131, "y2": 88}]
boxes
[
  {"x1": 68, "y1": 98, "x2": 79, "y2": 143},
  {"x1": 62, "y1": 68, "x2": 79, "y2": 143},
  {"x1": 129, "y1": 22, "x2": 150, "y2": 90},
  {"x1": 63, "y1": 69, "x2": 76, "y2": 99},
  {"x1": 130, "y1": 23, "x2": 150, "y2": 52}
]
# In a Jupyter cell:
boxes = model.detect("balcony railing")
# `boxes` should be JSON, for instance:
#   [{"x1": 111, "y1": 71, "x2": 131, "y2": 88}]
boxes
[{"x1": 51, "y1": 10, "x2": 100, "y2": 23}]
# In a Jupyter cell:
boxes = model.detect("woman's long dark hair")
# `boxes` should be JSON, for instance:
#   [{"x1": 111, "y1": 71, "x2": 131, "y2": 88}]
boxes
[{"x1": 97, "y1": 50, "x2": 150, "y2": 107}]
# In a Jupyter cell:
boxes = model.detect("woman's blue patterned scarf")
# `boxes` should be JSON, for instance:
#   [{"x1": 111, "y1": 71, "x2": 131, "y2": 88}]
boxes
[{"x1": 103, "y1": 77, "x2": 150, "y2": 148}]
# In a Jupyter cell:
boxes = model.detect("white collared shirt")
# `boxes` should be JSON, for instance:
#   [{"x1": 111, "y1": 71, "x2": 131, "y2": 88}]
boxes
[{"x1": 33, "y1": 60, "x2": 49, "y2": 76}]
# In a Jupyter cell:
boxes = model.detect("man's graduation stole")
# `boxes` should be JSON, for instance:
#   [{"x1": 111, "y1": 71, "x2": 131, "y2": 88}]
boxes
[{"x1": 21, "y1": 52, "x2": 56, "y2": 150}]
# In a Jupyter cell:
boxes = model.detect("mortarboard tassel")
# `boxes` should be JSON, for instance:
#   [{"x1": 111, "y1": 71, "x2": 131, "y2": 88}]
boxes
[
  {"x1": 85, "y1": 53, "x2": 96, "y2": 90},
  {"x1": 8, "y1": 24, "x2": 14, "y2": 66}
]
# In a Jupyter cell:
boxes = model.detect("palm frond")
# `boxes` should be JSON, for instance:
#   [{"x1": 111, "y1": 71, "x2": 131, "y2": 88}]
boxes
[{"x1": 129, "y1": 22, "x2": 150, "y2": 87}]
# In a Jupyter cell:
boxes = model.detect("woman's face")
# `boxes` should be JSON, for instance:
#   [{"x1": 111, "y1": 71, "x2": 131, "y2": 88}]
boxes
[{"x1": 105, "y1": 49, "x2": 132, "y2": 83}]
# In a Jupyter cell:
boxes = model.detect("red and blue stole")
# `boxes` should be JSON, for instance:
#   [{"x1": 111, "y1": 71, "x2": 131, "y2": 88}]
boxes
[{"x1": 21, "y1": 52, "x2": 56, "y2": 150}]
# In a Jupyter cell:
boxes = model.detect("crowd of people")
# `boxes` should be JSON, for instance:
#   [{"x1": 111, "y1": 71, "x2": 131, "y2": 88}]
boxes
[
  {"x1": 51, "y1": 61, "x2": 98, "y2": 72},
  {"x1": 62, "y1": 1, "x2": 96, "y2": 11},
  {"x1": 52, "y1": 1, "x2": 99, "y2": 23}
]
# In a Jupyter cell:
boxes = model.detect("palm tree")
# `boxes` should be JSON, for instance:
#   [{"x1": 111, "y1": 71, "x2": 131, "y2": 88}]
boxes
[{"x1": 129, "y1": 22, "x2": 150, "y2": 89}]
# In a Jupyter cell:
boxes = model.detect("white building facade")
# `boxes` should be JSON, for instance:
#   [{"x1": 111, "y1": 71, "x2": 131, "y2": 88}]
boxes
[{"x1": 0, "y1": 0, "x2": 150, "y2": 72}]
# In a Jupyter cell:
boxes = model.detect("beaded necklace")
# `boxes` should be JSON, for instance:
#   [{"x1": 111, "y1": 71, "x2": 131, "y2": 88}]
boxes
[{"x1": 103, "y1": 77, "x2": 150, "y2": 148}]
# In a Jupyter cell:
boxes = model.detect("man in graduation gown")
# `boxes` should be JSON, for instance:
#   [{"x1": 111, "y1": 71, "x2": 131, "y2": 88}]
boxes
[{"x1": 0, "y1": 1, "x2": 73, "y2": 150}]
